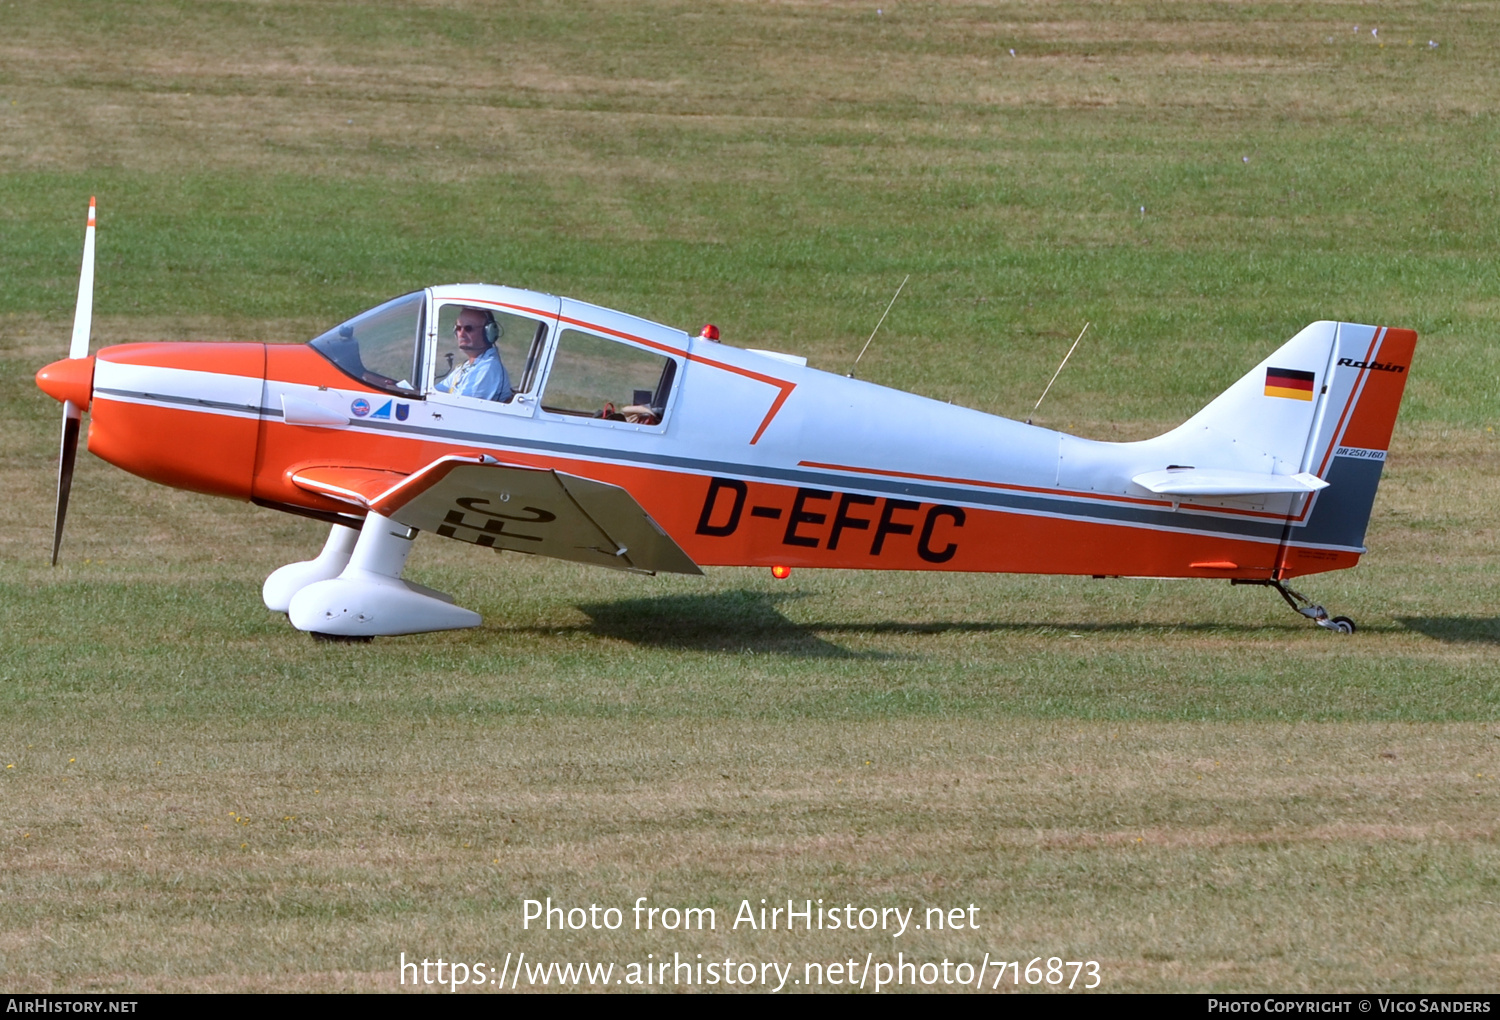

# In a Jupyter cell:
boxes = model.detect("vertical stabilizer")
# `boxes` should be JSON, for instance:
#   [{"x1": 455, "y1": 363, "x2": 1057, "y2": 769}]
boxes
[
  {"x1": 1154, "y1": 321, "x2": 1342, "y2": 477},
  {"x1": 1139, "y1": 321, "x2": 1416, "y2": 576}
]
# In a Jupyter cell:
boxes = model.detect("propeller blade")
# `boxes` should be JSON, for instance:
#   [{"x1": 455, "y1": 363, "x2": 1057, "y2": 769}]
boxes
[
  {"x1": 53, "y1": 197, "x2": 96, "y2": 564},
  {"x1": 51, "y1": 402, "x2": 81, "y2": 566},
  {"x1": 70, "y1": 197, "x2": 96, "y2": 361}
]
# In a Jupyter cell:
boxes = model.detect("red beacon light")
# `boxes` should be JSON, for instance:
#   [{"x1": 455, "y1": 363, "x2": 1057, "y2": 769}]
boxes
[
  {"x1": 700, "y1": 324, "x2": 720, "y2": 342},
  {"x1": 771, "y1": 565, "x2": 791, "y2": 580}
]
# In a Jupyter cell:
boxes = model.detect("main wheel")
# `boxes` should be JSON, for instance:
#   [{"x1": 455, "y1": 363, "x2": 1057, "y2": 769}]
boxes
[
  {"x1": 310, "y1": 631, "x2": 374, "y2": 643},
  {"x1": 1330, "y1": 616, "x2": 1356, "y2": 634}
]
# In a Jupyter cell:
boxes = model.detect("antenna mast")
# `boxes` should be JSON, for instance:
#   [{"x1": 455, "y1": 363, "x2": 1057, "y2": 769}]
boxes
[
  {"x1": 1026, "y1": 321, "x2": 1089, "y2": 425},
  {"x1": 848, "y1": 274, "x2": 910, "y2": 378}
]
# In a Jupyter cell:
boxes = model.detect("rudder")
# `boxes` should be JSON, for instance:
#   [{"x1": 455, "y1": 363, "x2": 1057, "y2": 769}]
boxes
[{"x1": 1277, "y1": 324, "x2": 1417, "y2": 575}]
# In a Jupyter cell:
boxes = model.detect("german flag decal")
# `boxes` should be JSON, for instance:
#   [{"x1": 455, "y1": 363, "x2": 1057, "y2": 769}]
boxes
[{"x1": 1265, "y1": 367, "x2": 1316, "y2": 401}]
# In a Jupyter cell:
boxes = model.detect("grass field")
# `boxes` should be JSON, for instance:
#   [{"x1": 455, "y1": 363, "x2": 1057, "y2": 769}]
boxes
[{"x1": 2, "y1": 0, "x2": 1498, "y2": 993}]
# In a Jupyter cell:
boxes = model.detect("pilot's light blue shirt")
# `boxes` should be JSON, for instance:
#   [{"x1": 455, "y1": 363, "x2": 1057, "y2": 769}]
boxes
[{"x1": 435, "y1": 347, "x2": 513, "y2": 402}]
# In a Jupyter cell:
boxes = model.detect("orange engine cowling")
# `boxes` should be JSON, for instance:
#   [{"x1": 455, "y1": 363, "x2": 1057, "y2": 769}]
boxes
[{"x1": 86, "y1": 342, "x2": 267, "y2": 501}]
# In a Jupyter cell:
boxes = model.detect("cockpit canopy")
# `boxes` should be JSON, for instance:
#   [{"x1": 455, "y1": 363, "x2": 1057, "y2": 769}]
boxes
[
  {"x1": 308, "y1": 292, "x2": 424, "y2": 396},
  {"x1": 305, "y1": 285, "x2": 687, "y2": 428}
]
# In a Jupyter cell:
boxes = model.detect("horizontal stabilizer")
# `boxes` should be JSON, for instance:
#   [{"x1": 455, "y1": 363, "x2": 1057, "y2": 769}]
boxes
[{"x1": 1132, "y1": 468, "x2": 1330, "y2": 497}]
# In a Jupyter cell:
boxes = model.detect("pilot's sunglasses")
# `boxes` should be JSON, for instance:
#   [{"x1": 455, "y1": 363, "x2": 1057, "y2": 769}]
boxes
[{"x1": 454, "y1": 323, "x2": 483, "y2": 334}]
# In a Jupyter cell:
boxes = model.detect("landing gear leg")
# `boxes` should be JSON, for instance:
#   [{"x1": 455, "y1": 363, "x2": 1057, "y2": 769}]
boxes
[
  {"x1": 262, "y1": 522, "x2": 361, "y2": 613},
  {"x1": 1232, "y1": 579, "x2": 1356, "y2": 633},
  {"x1": 284, "y1": 513, "x2": 482, "y2": 638}
]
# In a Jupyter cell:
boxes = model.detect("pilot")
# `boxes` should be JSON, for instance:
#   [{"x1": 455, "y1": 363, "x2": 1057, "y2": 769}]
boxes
[{"x1": 435, "y1": 307, "x2": 514, "y2": 402}]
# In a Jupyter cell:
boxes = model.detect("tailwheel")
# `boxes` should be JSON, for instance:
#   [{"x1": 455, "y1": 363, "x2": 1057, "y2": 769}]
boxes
[{"x1": 1232, "y1": 579, "x2": 1357, "y2": 634}]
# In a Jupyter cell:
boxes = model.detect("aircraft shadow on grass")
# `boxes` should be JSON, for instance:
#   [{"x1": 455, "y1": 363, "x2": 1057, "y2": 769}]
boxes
[
  {"x1": 574, "y1": 590, "x2": 878, "y2": 658},
  {"x1": 1396, "y1": 617, "x2": 1500, "y2": 644},
  {"x1": 567, "y1": 590, "x2": 1290, "y2": 655}
]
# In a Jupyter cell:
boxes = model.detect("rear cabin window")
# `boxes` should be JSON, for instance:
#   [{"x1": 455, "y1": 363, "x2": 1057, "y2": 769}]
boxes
[{"x1": 541, "y1": 329, "x2": 677, "y2": 426}]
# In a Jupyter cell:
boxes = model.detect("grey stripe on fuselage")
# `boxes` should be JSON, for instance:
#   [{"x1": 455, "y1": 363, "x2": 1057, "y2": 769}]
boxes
[
  {"x1": 96, "y1": 388, "x2": 261, "y2": 416},
  {"x1": 102, "y1": 387, "x2": 1363, "y2": 549}
]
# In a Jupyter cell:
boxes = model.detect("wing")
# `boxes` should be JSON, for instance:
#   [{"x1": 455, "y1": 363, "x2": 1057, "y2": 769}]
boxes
[{"x1": 292, "y1": 455, "x2": 702, "y2": 576}]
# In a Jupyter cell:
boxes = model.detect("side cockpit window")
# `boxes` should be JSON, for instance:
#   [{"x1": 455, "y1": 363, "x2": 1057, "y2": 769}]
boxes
[
  {"x1": 541, "y1": 329, "x2": 677, "y2": 426},
  {"x1": 431, "y1": 303, "x2": 549, "y2": 403},
  {"x1": 308, "y1": 292, "x2": 424, "y2": 395}
]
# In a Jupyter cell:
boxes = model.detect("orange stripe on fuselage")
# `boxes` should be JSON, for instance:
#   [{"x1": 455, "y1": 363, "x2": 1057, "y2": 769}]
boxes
[{"x1": 799, "y1": 460, "x2": 1294, "y2": 522}]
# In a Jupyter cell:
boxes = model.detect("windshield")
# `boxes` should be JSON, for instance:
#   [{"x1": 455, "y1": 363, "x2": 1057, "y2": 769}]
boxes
[{"x1": 308, "y1": 292, "x2": 425, "y2": 395}]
